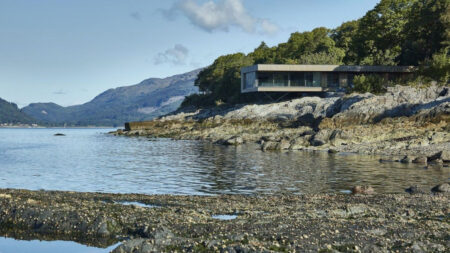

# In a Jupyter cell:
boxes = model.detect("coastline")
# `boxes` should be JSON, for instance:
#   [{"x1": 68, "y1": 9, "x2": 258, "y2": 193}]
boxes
[
  {"x1": 0, "y1": 188, "x2": 448, "y2": 252},
  {"x1": 111, "y1": 85, "x2": 450, "y2": 160}
]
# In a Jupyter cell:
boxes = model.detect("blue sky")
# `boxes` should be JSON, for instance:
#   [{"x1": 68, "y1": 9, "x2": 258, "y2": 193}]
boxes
[{"x1": 0, "y1": 0, "x2": 379, "y2": 107}]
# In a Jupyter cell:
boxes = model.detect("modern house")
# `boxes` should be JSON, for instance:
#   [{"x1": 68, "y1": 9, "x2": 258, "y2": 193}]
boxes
[{"x1": 241, "y1": 64, "x2": 415, "y2": 93}]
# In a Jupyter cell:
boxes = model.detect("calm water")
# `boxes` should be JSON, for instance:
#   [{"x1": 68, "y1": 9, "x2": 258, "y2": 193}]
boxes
[
  {"x1": 0, "y1": 128, "x2": 448, "y2": 195},
  {"x1": 0, "y1": 237, "x2": 119, "y2": 253},
  {"x1": 0, "y1": 128, "x2": 448, "y2": 251}
]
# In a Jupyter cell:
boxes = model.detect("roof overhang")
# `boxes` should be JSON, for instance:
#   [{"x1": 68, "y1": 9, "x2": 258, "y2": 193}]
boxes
[{"x1": 241, "y1": 64, "x2": 416, "y2": 73}]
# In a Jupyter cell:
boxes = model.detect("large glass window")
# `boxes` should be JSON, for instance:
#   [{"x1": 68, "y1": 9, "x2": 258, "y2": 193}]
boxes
[
  {"x1": 290, "y1": 72, "x2": 305, "y2": 86},
  {"x1": 273, "y1": 72, "x2": 289, "y2": 86},
  {"x1": 313, "y1": 72, "x2": 321, "y2": 87},
  {"x1": 258, "y1": 72, "x2": 273, "y2": 87},
  {"x1": 244, "y1": 72, "x2": 256, "y2": 89},
  {"x1": 327, "y1": 73, "x2": 339, "y2": 88},
  {"x1": 348, "y1": 73, "x2": 356, "y2": 87},
  {"x1": 305, "y1": 72, "x2": 314, "y2": 86}
]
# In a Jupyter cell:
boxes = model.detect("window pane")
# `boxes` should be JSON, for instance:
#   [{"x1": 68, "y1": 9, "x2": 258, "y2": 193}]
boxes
[
  {"x1": 273, "y1": 72, "x2": 289, "y2": 86},
  {"x1": 305, "y1": 72, "x2": 313, "y2": 86},
  {"x1": 258, "y1": 72, "x2": 273, "y2": 87},
  {"x1": 290, "y1": 72, "x2": 304, "y2": 86},
  {"x1": 327, "y1": 73, "x2": 339, "y2": 88},
  {"x1": 245, "y1": 72, "x2": 255, "y2": 89}
]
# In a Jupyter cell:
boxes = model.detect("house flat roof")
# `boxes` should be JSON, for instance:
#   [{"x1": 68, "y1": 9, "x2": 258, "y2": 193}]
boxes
[{"x1": 241, "y1": 64, "x2": 416, "y2": 73}]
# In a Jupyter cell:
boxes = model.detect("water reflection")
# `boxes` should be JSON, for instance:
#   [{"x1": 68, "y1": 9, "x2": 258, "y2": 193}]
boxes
[
  {"x1": 0, "y1": 238, "x2": 117, "y2": 253},
  {"x1": 0, "y1": 128, "x2": 447, "y2": 195}
]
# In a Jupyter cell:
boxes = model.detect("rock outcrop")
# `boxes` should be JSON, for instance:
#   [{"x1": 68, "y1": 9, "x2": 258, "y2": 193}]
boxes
[{"x1": 113, "y1": 85, "x2": 450, "y2": 158}]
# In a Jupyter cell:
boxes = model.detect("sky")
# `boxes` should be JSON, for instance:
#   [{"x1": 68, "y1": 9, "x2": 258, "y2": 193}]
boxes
[{"x1": 0, "y1": 0, "x2": 380, "y2": 107}]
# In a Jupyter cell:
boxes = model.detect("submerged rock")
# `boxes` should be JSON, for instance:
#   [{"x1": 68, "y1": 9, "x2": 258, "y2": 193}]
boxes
[{"x1": 54, "y1": 133, "x2": 65, "y2": 136}]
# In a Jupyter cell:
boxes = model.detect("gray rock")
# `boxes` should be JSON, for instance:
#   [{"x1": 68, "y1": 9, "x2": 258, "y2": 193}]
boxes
[
  {"x1": 412, "y1": 156, "x2": 428, "y2": 164},
  {"x1": 351, "y1": 186, "x2": 374, "y2": 195},
  {"x1": 405, "y1": 185, "x2": 427, "y2": 194},
  {"x1": 400, "y1": 156, "x2": 414, "y2": 163},
  {"x1": 311, "y1": 129, "x2": 332, "y2": 146},
  {"x1": 278, "y1": 139, "x2": 291, "y2": 150},
  {"x1": 220, "y1": 136, "x2": 244, "y2": 146},
  {"x1": 328, "y1": 149, "x2": 339, "y2": 154},
  {"x1": 261, "y1": 141, "x2": 278, "y2": 151},
  {"x1": 289, "y1": 136, "x2": 310, "y2": 150},
  {"x1": 428, "y1": 151, "x2": 450, "y2": 162},
  {"x1": 431, "y1": 183, "x2": 450, "y2": 193}
]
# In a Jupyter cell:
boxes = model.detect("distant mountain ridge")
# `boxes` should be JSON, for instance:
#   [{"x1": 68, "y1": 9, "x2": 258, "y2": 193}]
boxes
[
  {"x1": 23, "y1": 68, "x2": 202, "y2": 126},
  {"x1": 0, "y1": 98, "x2": 36, "y2": 124}
]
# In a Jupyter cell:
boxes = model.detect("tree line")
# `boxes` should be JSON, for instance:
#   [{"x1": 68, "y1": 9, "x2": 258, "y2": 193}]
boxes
[{"x1": 182, "y1": 0, "x2": 449, "y2": 108}]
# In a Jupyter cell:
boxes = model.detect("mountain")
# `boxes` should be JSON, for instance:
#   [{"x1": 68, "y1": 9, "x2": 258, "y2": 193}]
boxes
[
  {"x1": 0, "y1": 98, "x2": 36, "y2": 124},
  {"x1": 22, "y1": 68, "x2": 202, "y2": 127}
]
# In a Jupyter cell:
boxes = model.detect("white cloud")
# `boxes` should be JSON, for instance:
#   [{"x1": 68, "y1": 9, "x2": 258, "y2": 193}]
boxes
[
  {"x1": 260, "y1": 19, "x2": 279, "y2": 35},
  {"x1": 154, "y1": 44, "x2": 189, "y2": 65},
  {"x1": 167, "y1": 0, "x2": 279, "y2": 35}
]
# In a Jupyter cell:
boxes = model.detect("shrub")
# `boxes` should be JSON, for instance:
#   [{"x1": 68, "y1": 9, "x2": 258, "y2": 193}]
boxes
[
  {"x1": 419, "y1": 48, "x2": 450, "y2": 84},
  {"x1": 352, "y1": 74, "x2": 387, "y2": 94},
  {"x1": 180, "y1": 94, "x2": 215, "y2": 108}
]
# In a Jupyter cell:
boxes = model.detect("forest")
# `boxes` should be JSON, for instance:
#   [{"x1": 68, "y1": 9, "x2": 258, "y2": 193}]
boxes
[{"x1": 182, "y1": 0, "x2": 449, "y2": 108}]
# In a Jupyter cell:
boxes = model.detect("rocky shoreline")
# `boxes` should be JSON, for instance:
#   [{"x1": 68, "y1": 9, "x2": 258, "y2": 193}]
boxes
[
  {"x1": 0, "y1": 188, "x2": 449, "y2": 252},
  {"x1": 111, "y1": 85, "x2": 449, "y2": 161}
]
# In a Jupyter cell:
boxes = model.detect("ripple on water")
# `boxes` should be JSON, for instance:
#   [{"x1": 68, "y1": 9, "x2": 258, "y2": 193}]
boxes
[{"x1": 0, "y1": 128, "x2": 447, "y2": 195}]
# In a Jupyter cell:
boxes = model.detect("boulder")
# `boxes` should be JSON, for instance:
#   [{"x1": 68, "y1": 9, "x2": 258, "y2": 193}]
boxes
[
  {"x1": 412, "y1": 156, "x2": 427, "y2": 164},
  {"x1": 221, "y1": 136, "x2": 243, "y2": 146},
  {"x1": 261, "y1": 141, "x2": 278, "y2": 151},
  {"x1": 289, "y1": 135, "x2": 311, "y2": 150},
  {"x1": 431, "y1": 183, "x2": 450, "y2": 193},
  {"x1": 310, "y1": 129, "x2": 333, "y2": 146},
  {"x1": 405, "y1": 185, "x2": 427, "y2": 194},
  {"x1": 428, "y1": 151, "x2": 450, "y2": 163},
  {"x1": 351, "y1": 186, "x2": 375, "y2": 195},
  {"x1": 400, "y1": 156, "x2": 414, "y2": 163}
]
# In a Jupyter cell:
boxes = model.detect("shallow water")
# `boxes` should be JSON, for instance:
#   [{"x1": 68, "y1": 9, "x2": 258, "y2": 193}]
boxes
[
  {"x1": 0, "y1": 128, "x2": 447, "y2": 195},
  {"x1": 0, "y1": 237, "x2": 119, "y2": 253}
]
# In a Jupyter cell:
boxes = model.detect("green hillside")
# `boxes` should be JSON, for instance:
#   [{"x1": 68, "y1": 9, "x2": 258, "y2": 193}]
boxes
[
  {"x1": 22, "y1": 68, "x2": 201, "y2": 127},
  {"x1": 0, "y1": 98, "x2": 36, "y2": 124}
]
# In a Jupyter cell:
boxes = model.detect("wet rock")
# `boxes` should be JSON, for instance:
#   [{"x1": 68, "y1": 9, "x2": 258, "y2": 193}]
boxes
[
  {"x1": 428, "y1": 151, "x2": 450, "y2": 163},
  {"x1": 431, "y1": 183, "x2": 450, "y2": 193},
  {"x1": 278, "y1": 139, "x2": 291, "y2": 150},
  {"x1": 400, "y1": 156, "x2": 414, "y2": 163},
  {"x1": 351, "y1": 186, "x2": 374, "y2": 195},
  {"x1": 310, "y1": 129, "x2": 332, "y2": 146},
  {"x1": 328, "y1": 149, "x2": 339, "y2": 154},
  {"x1": 412, "y1": 156, "x2": 427, "y2": 164},
  {"x1": 112, "y1": 238, "x2": 148, "y2": 253},
  {"x1": 0, "y1": 189, "x2": 449, "y2": 252},
  {"x1": 261, "y1": 141, "x2": 278, "y2": 151},
  {"x1": 405, "y1": 185, "x2": 427, "y2": 194},
  {"x1": 289, "y1": 135, "x2": 311, "y2": 150},
  {"x1": 54, "y1": 133, "x2": 65, "y2": 136},
  {"x1": 218, "y1": 136, "x2": 244, "y2": 146}
]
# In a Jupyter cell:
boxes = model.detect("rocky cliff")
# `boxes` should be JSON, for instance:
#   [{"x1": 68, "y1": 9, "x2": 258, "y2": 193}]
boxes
[{"x1": 115, "y1": 85, "x2": 449, "y2": 159}]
